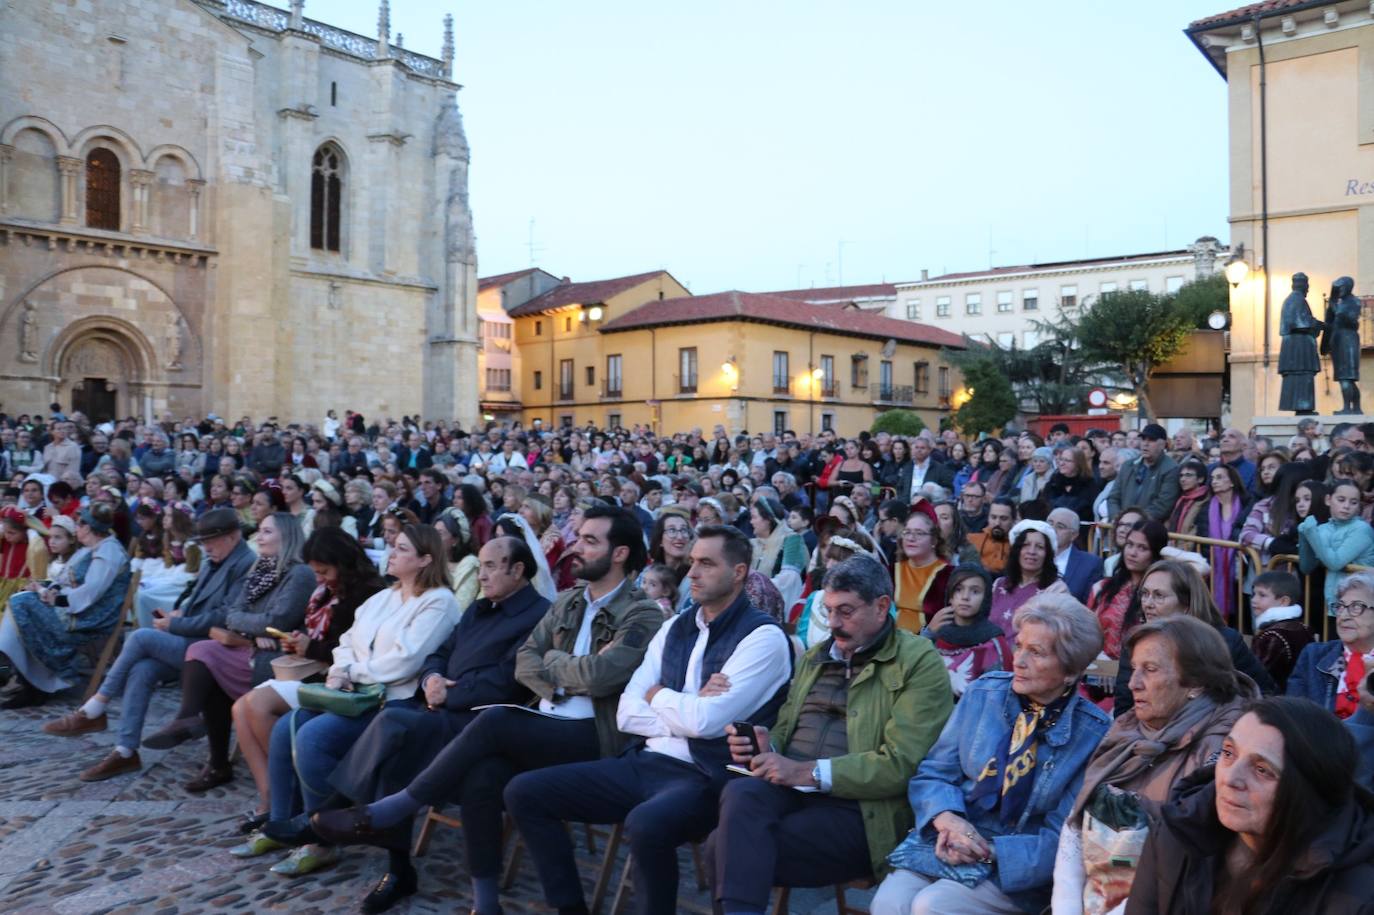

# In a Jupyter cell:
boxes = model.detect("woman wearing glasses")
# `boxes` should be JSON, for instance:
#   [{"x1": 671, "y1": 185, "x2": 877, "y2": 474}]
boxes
[
  {"x1": 648, "y1": 510, "x2": 694, "y2": 611},
  {"x1": 1288, "y1": 571, "x2": 1374, "y2": 720},
  {"x1": 894, "y1": 504, "x2": 952, "y2": 633}
]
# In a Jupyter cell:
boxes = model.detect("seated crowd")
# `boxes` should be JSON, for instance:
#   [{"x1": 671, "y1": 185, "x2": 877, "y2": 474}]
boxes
[{"x1": 1, "y1": 405, "x2": 1373, "y2": 914}]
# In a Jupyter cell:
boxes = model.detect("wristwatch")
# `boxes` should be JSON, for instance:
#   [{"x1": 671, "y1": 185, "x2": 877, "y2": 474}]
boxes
[{"x1": 810, "y1": 764, "x2": 822, "y2": 788}]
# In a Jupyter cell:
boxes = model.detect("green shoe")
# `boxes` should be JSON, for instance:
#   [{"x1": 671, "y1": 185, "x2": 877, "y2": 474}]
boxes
[
  {"x1": 268, "y1": 843, "x2": 338, "y2": 876},
  {"x1": 229, "y1": 830, "x2": 286, "y2": 858}
]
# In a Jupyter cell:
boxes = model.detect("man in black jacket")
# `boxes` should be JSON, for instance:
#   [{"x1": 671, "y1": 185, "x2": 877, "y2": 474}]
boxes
[
  {"x1": 896, "y1": 437, "x2": 955, "y2": 501},
  {"x1": 315, "y1": 536, "x2": 549, "y2": 912}
]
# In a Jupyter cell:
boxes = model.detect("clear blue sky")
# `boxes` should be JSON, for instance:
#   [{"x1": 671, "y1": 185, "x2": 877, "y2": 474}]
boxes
[{"x1": 293, "y1": 1, "x2": 1231, "y2": 292}]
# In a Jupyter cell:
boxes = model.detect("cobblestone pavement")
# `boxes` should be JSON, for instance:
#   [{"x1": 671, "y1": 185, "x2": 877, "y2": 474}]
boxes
[{"x1": 0, "y1": 686, "x2": 864, "y2": 914}]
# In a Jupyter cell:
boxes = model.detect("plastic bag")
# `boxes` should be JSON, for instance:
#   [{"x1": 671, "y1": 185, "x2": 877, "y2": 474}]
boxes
[{"x1": 1081, "y1": 785, "x2": 1148, "y2": 915}]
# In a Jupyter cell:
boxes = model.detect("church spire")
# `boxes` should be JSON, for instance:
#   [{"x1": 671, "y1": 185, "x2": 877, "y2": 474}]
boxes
[
  {"x1": 376, "y1": 0, "x2": 390, "y2": 58},
  {"x1": 441, "y1": 13, "x2": 454, "y2": 78}
]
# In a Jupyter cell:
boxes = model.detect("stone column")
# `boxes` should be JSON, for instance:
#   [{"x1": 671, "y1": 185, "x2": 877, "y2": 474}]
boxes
[
  {"x1": 129, "y1": 169, "x2": 154, "y2": 233},
  {"x1": 0, "y1": 144, "x2": 13, "y2": 214},
  {"x1": 187, "y1": 179, "x2": 205, "y2": 240},
  {"x1": 56, "y1": 156, "x2": 82, "y2": 225}
]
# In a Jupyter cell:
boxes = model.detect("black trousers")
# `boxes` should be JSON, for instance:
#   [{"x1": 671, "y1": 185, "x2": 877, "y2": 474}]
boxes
[
  {"x1": 504, "y1": 748, "x2": 719, "y2": 915},
  {"x1": 407, "y1": 706, "x2": 600, "y2": 878},
  {"x1": 705, "y1": 777, "x2": 870, "y2": 913}
]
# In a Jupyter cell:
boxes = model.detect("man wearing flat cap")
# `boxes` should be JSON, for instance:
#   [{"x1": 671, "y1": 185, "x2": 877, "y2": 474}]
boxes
[
  {"x1": 1106, "y1": 424, "x2": 1181, "y2": 522},
  {"x1": 39, "y1": 507, "x2": 255, "y2": 782}
]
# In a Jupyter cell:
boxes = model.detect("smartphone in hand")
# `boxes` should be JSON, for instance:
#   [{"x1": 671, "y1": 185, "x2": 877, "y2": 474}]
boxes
[{"x1": 732, "y1": 720, "x2": 760, "y2": 755}]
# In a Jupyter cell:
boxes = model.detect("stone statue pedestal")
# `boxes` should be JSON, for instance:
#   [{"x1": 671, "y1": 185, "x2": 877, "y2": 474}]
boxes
[{"x1": 1250, "y1": 415, "x2": 1374, "y2": 440}]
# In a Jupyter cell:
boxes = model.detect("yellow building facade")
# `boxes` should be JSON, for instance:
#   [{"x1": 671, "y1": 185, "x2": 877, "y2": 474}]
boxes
[
  {"x1": 516, "y1": 284, "x2": 963, "y2": 436},
  {"x1": 1188, "y1": 1, "x2": 1374, "y2": 424}
]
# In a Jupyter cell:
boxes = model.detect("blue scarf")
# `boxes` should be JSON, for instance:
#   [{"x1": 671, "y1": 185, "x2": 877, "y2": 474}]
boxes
[{"x1": 968, "y1": 688, "x2": 1072, "y2": 825}]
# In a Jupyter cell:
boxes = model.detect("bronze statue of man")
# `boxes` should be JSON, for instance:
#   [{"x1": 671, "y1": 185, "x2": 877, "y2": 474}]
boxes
[
  {"x1": 1278, "y1": 272, "x2": 1322, "y2": 415},
  {"x1": 1321, "y1": 276, "x2": 1363, "y2": 415}
]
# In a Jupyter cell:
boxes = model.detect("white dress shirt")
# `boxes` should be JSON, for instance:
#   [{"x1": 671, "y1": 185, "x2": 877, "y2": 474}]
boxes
[
  {"x1": 907, "y1": 460, "x2": 931, "y2": 502},
  {"x1": 617, "y1": 607, "x2": 792, "y2": 766},
  {"x1": 1054, "y1": 547, "x2": 1071, "y2": 578}
]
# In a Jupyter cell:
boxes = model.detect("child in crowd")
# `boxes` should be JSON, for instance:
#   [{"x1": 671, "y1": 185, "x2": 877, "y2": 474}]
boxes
[
  {"x1": 1299, "y1": 479, "x2": 1374, "y2": 614},
  {"x1": 921, "y1": 565, "x2": 1008, "y2": 699},
  {"x1": 640, "y1": 564, "x2": 679, "y2": 618},
  {"x1": 786, "y1": 505, "x2": 817, "y2": 555},
  {"x1": 1250, "y1": 570, "x2": 1315, "y2": 692}
]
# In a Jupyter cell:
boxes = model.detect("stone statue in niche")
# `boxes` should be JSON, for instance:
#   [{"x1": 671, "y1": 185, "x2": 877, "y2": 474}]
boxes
[
  {"x1": 1278, "y1": 272, "x2": 1322, "y2": 415},
  {"x1": 1321, "y1": 276, "x2": 1363, "y2": 415},
  {"x1": 165, "y1": 314, "x2": 183, "y2": 370},
  {"x1": 18, "y1": 302, "x2": 38, "y2": 363},
  {"x1": 328, "y1": 281, "x2": 342, "y2": 310}
]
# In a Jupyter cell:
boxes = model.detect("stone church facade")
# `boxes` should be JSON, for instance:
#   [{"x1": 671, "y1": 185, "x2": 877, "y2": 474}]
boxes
[{"x1": 0, "y1": 0, "x2": 479, "y2": 427}]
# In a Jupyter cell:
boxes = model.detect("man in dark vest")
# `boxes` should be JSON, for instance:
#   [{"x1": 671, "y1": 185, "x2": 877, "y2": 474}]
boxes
[
  {"x1": 309, "y1": 505, "x2": 663, "y2": 915},
  {"x1": 504, "y1": 524, "x2": 795, "y2": 915},
  {"x1": 704, "y1": 555, "x2": 953, "y2": 912},
  {"x1": 311, "y1": 535, "x2": 549, "y2": 913}
]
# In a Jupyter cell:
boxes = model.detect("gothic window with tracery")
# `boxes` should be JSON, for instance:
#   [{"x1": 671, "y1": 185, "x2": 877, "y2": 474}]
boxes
[
  {"x1": 85, "y1": 148, "x2": 120, "y2": 230},
  {"x1": 310, "y1": 144, "x2": 343, "y2": 251}
]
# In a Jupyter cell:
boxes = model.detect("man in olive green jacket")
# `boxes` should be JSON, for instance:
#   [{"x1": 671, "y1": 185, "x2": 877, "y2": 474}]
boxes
[{"x1": 705, "y1": 554, "x2": 953, "y2": 914}]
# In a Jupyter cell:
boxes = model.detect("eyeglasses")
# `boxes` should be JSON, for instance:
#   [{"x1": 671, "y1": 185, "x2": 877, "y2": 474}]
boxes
[
  {"x1": 900, "y1": 529, "x2": 933, "y2": 540},
  {"x1": 662, "y1": 527, "x2": 692, "y2": 539},
  {"x1": 1332, "y1": 601, "x2": 1372, "y2": 617}
]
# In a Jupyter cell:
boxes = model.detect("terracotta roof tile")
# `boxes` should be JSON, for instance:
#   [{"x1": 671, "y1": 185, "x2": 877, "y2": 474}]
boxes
[
  {"x1": 760, "y1": 282, "x2": 899, "y2": 303},
  {"x1": 507, "y1": 270, "x2": 673, "y2": 317},
  {"x1": 599, "y1": 290, "x2": 965, "y2": 349},
  {"x1": 1188, "y1": 0, "x2": 1319, "y2": 30},
  {"x1": 478, "y1": 268, "x2": 540, "y2": 292}
]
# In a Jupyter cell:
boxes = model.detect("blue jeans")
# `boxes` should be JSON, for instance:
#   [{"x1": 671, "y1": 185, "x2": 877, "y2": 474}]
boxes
[
  {"x1": 98, "y1": 628, "x2": 194, "y2": 750},
  {"x1": 268, "y1": 700, "x2": 415, "y2": 820}
]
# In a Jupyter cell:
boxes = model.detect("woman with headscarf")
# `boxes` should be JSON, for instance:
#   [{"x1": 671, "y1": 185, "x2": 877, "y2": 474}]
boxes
[
  {"x1": 493, "y1": 514, "x2": 557, "y2": 602},
  {"x1": 434, "y1": 507, "x2": 480, "y2": 610},
  {"x1": 0, "y1": 507, "x2": 49, "y2": 609},
  {"x1": 0, "y1": 502, "x2": 130, "y2": 708},
  {"x1": 922, "y1": 564, "x2": 1010, "y2": 698},
  {"x1": 749, "y1": 494, "x2": 809, "y2": 610},
  {"x1": 1019, "y1": 447, "x2": 1056, "y2": 504}
]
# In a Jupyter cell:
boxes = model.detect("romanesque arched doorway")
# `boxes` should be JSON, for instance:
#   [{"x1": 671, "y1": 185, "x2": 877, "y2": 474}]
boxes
[{"x1": 59, "y1": 334, "x2": 134, "y2": 423}]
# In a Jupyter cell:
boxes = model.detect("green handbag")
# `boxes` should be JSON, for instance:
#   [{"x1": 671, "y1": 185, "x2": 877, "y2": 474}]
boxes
[{"x1": 296, "y1": 681, "x2": 386, "y2": 717}]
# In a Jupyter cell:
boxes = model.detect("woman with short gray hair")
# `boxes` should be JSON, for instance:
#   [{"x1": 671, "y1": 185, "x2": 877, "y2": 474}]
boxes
[
  {"x1": 873, "y1": 593, "x2": 1110, "y2": 915},
  {"x1": 1288, "y1": 569, "x2": 1374, "y2": 719}
]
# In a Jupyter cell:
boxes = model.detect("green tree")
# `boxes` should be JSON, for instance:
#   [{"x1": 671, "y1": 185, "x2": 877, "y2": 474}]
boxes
[
  {"x1": 1171, "y1": 272, "x2": 1229, "y2": 329},
  {"x1": 871, "y1": 410, "x2": 927, "y2": 437},
  {"x1": 947, "y1": 317, "x2": 1109, "y2": 416},
  {"x1": 952, "y1": 355, "x2": 1017, "y2": 435},
  {"x1": 1074, "y1": 289, "x2": 1196, "y2": 421}
]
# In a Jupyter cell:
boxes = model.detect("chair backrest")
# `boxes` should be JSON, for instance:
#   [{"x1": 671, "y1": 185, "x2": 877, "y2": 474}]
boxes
[{"x1": 121, "y1": 570, "x2": 142, "y2": 616}]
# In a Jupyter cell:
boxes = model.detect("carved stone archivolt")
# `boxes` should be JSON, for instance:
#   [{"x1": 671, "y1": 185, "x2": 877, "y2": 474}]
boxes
[{"x1": 63, "y1": 338, "x2": 125, "y2": 377}]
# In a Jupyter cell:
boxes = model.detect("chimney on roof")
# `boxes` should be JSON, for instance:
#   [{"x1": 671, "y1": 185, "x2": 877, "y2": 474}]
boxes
[
  {"x1": 561, "y1": 276, "x2": 570, "y2": 284},
  {"x1": 921, "y1": 269, "x2": 929, "y2": 281}
]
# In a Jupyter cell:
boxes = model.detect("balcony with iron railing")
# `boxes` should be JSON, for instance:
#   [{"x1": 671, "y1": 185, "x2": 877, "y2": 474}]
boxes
[
  {"x1": 673, "y1": 373, "x2": 698, "y2": 395},
  {"x1": 820, "y1": 380, "x2": 838, "y2": 398},
  {"x1": 773, "y1": 377, "x2": 791, "y2": 396},
  {"x1": 873, "y1": 384, "x2": 914, "y2": 406},
  {"x1": 557, "y1": 384, "x2": 574, "y2": 401},
  {"x1": 600, "y1": 380, "x2": 624, "y2": 400}
]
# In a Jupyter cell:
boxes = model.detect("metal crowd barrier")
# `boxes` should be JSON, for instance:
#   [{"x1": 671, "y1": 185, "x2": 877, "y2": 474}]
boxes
[{"x1": 1266, "y1": 555, "x2": 1374, "y2": 642}]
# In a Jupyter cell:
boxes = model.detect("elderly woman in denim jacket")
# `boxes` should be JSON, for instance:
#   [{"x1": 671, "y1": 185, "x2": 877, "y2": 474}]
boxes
[{"x1": 871, "y1": 593, "x2": 1110, "y2": 915}]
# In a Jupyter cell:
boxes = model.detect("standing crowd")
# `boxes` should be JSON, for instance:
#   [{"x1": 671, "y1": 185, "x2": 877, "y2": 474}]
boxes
[{"x1": 1, "y1": 403, "x2": 1373, "y2": 915}]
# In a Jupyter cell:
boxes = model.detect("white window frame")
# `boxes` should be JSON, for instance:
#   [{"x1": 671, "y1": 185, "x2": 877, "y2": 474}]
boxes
[{"x1": 996, "y1": 290, "x2": 1013, "y2": 313}]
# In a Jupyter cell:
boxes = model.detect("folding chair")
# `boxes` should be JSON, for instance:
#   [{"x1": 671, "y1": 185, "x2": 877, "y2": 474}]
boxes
[{"x1": 82, "y1": 569, "x2": 140, "y2": 701}]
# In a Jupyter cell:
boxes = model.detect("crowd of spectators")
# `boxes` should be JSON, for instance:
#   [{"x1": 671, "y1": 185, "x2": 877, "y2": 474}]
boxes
[{"x1": 1, "y1": 402, "x2": 1373, "y2": 915}]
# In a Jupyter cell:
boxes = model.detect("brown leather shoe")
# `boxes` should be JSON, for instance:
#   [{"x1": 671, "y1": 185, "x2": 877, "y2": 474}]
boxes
[
  {"x1": 79, "y1": 749, "x2": 141, "y2": 782},
  {"x1": 42, "y1": 709, "x2": 108, "y2": 737}
]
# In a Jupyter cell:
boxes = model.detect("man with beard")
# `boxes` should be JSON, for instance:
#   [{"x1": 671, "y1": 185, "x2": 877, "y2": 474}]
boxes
[
  {"x1": 965, "y1": 497, "x2": 1015, "y2": 576},
  {"x1": 309, "y1": 505, "x2": 662, "y2": 915},
  {"x1": 956, "y1": 481, "x2": 988, "y2": 534},
  {"x1": 505, "y1": 524, "x2": 794, "y2": 915}
]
